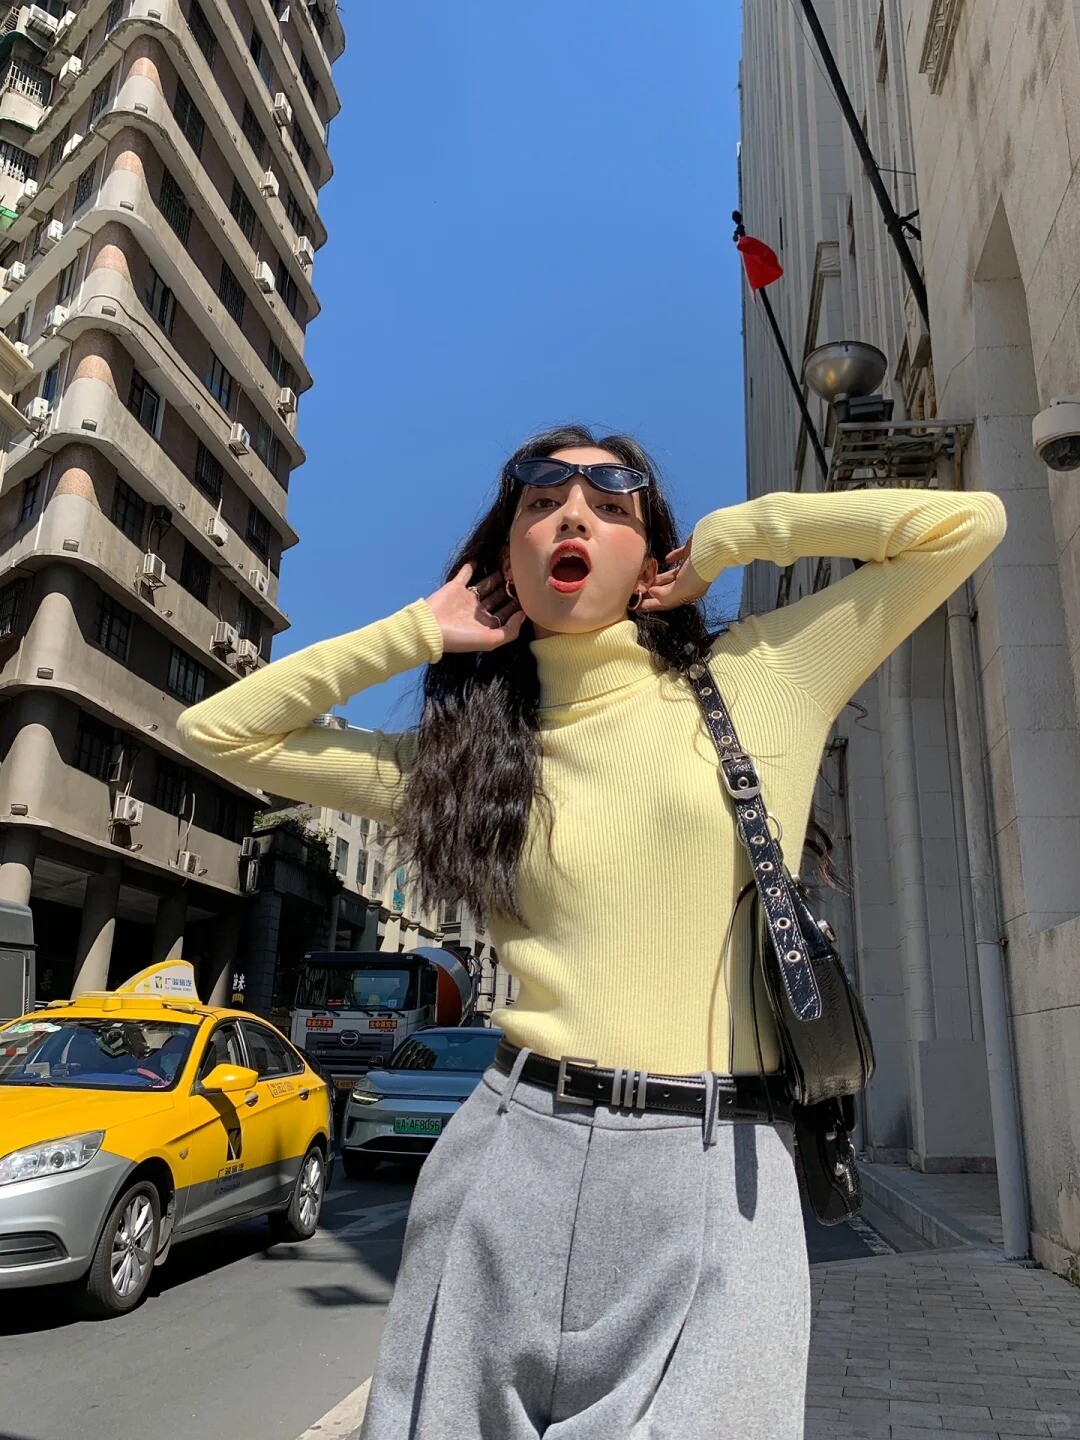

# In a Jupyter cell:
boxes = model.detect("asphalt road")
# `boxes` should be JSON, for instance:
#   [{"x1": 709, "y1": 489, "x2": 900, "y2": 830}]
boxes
[{"x1": 0, "y1": 1164, "x2": 928, "y2": 1440}]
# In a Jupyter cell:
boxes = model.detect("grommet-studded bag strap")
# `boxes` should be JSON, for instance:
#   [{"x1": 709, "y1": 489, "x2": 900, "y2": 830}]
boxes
[{"x1": 686, "y1": 661, "x2": 824, "y2": 1023}]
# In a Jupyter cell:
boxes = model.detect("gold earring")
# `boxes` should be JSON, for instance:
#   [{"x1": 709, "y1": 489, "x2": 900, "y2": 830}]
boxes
[{"x1": 505, "y1": 578, "x2": 517, "y2": 601}]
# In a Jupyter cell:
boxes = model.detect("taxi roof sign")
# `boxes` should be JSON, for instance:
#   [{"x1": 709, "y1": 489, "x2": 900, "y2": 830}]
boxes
[{"x1": 114, "y1": 960, "x2": 199, "y2": 999}]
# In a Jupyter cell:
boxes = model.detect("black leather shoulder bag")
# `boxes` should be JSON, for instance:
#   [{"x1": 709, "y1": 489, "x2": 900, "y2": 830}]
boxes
[{"x1": 687, "y1": 661, "x2": 876, "y2": 1225}]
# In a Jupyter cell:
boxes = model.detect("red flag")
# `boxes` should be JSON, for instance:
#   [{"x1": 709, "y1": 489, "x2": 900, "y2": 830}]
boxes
[{"x1": 737, "y1": 234, "x2": 784, "y2": 291}]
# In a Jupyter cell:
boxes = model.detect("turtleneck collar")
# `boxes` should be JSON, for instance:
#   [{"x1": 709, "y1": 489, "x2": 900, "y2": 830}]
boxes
[{"x1": 531, "y1": 620, "x2": 660, "y2": 710}]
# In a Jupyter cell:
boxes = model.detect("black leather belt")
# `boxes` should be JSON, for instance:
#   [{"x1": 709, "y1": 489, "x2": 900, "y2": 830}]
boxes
[{"x1": 493, "y1": 1040, "x2": 792, "y2": 1123}]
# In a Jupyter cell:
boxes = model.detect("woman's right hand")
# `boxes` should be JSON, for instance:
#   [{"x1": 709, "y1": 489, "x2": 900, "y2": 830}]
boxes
[{"x1": 426, "y1": 564, "x2": 526, "y2": 654}]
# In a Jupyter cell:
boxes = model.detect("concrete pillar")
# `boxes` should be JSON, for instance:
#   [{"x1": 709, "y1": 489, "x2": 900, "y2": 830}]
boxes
[
  {"x1": 205, "y1": 905, "x2": 243, "y2": 1006},
  {"x1": 72, "y1": 860, "x2": 123, "y2": 995},
  {"x1": 151, "y1": 888, "x2": 187, "y2": 963},
  {"x1": 0, "y1": 827, "x2": 38, "y2": 905}
]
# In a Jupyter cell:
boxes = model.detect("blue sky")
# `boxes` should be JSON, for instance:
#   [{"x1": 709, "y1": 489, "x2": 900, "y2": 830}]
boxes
[{"x1": 289, "y1": 0, "x2": 746, "y2": 730}]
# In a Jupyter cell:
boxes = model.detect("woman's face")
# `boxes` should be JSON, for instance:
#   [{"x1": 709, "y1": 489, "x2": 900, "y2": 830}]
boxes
[{"x1": 503, "y1": 446, "x2": 657, "y2": 637}]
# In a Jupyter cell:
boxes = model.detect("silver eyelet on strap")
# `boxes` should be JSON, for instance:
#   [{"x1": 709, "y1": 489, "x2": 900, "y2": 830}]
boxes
[
  {"x1": 751, "y1": 835, "x2": 766, "y2": 847},
  {"x1": 758, "y1": 861, "x2": 774, "y2": 872},
  {"x1": 785, "y1": 950, "x2": 802, "y2": 964},
  {"x1": 740, "y1": 808, "x2": 758, "y2": 820},
  {"x1": 720, "y1": 734, "x2": 733, "y2": 745},
  {"x1": 688, "y1": 663, "x2": 705, "y2": 679},
  {"x1": 766, "y1": 885, "x2": 781, "y2": 898},
  {"x1": 702, "y1": 686, "x2": 713, "y2": 696},
  {"x1": 776, "y1": 916, "x2": 792, "y2": 930},
  {"x1": 710, "y1": 710, "x2": 722, "y2": 720}
]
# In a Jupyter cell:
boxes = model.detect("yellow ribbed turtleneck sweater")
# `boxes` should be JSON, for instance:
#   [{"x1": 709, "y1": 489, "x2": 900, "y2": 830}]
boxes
[{"x1": 178, "y1": 489, "x2": 1006, "y2": 1076}]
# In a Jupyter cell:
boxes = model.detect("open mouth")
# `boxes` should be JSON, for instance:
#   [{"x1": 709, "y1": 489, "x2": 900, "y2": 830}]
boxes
[{"x1": 548, "y1": 544, "x2": 591, "y2": 593}]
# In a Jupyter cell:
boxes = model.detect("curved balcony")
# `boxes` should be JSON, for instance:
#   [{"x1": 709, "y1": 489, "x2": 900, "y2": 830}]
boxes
[{"x1": 2, "y1": 375, "x2": 293, "y2": 626}]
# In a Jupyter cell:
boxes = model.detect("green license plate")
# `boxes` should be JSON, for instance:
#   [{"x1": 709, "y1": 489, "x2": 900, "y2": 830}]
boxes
[{"x1": 394, "y1": 1117, "x2": 443, "y2": 1135}]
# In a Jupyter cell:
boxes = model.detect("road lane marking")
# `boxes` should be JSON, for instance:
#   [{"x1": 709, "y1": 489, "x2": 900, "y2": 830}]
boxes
[
  {"x1": 296, "y1": 1377, "x2": 371, "y2": 1439},
  {"x1": 330, "y1": 1202, "x2": 411, "y2": 1241}
]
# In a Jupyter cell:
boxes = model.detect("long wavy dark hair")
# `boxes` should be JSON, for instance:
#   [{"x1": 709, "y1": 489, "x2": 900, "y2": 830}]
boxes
[{"x1": 396, "y1": 425, "x2": 714, "y2": 923}]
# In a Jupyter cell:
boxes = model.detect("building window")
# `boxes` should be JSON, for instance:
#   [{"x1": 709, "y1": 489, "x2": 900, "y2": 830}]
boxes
[
  {"x1": 40, "y1": 362, "x2": 59, "y2": 404},
  {"x1": 0, "y1": 139, "x2": 34, "y2": 184},
  {"x1": 144, "y1": 266, "x2": 176, "y2": 335},
  {"x1": 111, "y1": 477, "x2": 146, "y2": 545},
  {"x1": 157, "y1": 169, "x2": 191, "y2": 245},
  {"x1": 105, "y1": 0, "x2": 123, "y2": 35},
  {"x1": 74, "y1": 161, "x2": 95, "y2": 209},
  {"x1": 173, "y1": 81, "x2": 205, "y2": 158},
  {"x1": 18, "y1": 472, "x2": 40, "y2": 523},
  {"x1": 235, "y1": 594, "x2": 261, "y2": 644},
  {"x1": 153, "y1": 755, "x2": 186, "y2": 815},
  {"x1": 290, "y1": 116, "x2": 311, "y2": 170},
  {"x1": 249, "y1": 28, "x2": 272, "y2": 88},
  {"x1": 0, "y1": 579, "x2": 26, "y2": 634},
  {"x1": 213, "y1": 788, "x2": 239, "y2": 841},
  {"x1": 275, "y1": 258, "x2": 299, "y2": 318},
  {"x1": 74, "y1": 713, "x2": 115, "y2": 781},
  {"x1": 355, "y1": 848, "x2": 368, "y2": 885},
  {"x1": 229, "y1": 180, "x2": 256, "y2": 243},
  {"x1": 254, "y1": 418, "x2": 279, "y2": 471},
  {"x1": 204, "y1": 352, "x2": 232, "y2": 410},
  {"x1": 241, "y1": 102, "x2": 267, "y2": 164},
  {"x1": 192, "y1": 440, "x2": 223, "y2": 502},
  {"x1": 179, "y1": 542, "x2": 211, "y2": 604},
  {"x1": 218, "y1": 261, "x2": 245, "y2": 326},
  {"x1": 188, "y1": 0, "x2": 216, "y2": 65},
  {"x1": 94, "y1": 591, "x2": 131, "y2": 659},
  {"x1": 284, "y1": 188, "x2": 305, "y2": 235},
  {"x1": 168, "y1": 644, "x2": 208, "y2": 704},
  {"x1": 267, "y1": 339, "x2": 295, "y2": 390},
  {"x1": 57, "y1": 254, "x2": 79, "y2": 303},
  {"x1": 371, "y1": 859, "x2": 384, "y2": 897},
  {"x1": 48, "y1": 124, "x2": 70, "y2": 173},
  {"x1": 298, "y1": 52, "x2": 317, "y2": 101},
  {"x1": 246, "y1": 503, "x2": 271, "y2": 561},
  {"x1": 89, "y1": 73, "x2": 112, "y2": 126},
  {"x1": 309, "y1": 4, "x2": 327, "y2": 40},
  {"x1": 128, "y1": 371, "x2": 160, "y2": 434},
  {"x1": 334, "y1": 837, "x2": 348, "y2": 875}
]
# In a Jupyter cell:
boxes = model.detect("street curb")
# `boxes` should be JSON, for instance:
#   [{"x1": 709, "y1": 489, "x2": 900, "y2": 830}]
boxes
[
  {"x1": 295, "y1": 1378, "x2": 371, "y2": 1440},
  {"x1": 859, "y1": 1163, "x2": 1004, "y2": 1256}
]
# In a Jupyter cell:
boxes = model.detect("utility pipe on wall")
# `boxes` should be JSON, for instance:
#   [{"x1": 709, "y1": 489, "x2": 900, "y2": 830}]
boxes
[{"x1": 946, "y1": 583, "x2": 1030, "y2": 1260}]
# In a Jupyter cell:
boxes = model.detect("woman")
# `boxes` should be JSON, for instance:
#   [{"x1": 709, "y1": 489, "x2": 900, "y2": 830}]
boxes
[{"x1": 178, "y1": 425, "x2": 1005, "y2": 1439}]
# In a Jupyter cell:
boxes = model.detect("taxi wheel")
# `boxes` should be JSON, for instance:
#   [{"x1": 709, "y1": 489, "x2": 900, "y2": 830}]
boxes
[
  {"x1": 83, "y1": 1180, "x2": 161, "y2": 1317},
  {"x1": 269, "y1": 1145, "x2": 325, "y2": 1243}
]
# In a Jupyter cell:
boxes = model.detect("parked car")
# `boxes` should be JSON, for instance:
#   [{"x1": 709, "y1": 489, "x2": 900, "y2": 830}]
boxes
[
  {"x1": 0, "y1": 963, "x2": 334, "y2": 1316},
  {"x1": 341, "y1": 1027, "x2": 504, "y2": 1179}
]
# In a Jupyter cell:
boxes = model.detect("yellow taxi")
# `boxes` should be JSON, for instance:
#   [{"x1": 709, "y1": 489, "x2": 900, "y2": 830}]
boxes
[{"x1": 0, "y1": 960, "x2": 334, "y2": 1316}]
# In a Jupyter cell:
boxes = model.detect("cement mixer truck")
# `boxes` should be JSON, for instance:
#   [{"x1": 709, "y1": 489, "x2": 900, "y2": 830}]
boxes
[{"x1": 289, "y1": 948, "x2": 479, "y2": 1099}]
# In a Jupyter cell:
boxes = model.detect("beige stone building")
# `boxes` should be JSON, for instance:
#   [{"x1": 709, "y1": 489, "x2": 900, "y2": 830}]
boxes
[
  {"x1": 739, "y1": 0, "x2": 1080, "y2": 1276},
  {"x1": 0, "y1": 0, "x2": 343, "y2": 1005}
]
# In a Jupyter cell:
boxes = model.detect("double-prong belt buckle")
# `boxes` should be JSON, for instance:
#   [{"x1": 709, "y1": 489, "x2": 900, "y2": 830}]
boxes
[{"x1": 555, "y1": 1055, "x2": 598, "y2": 1107}]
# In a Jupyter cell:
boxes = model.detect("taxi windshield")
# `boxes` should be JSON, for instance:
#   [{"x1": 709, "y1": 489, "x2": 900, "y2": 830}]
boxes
[{"x1": 0, "y1": 1018, "x2": 198, "y2": 1091}]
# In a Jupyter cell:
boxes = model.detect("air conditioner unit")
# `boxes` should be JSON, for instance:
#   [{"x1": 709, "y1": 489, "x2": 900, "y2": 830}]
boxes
[
  {"x1": 272, "y1": 93, "x2": 292, "y2": 127},
  {"x1": 39, "y1": 219, "x2": 64, "y2": 252},
  {"x1": 177, "y1": 850, "x2": 200, "y2": 874},
  {"x1": 57, "y1": 56, "x2": 82, "y2": 86},
  {"x1": 294, "y1": 235, "x2": 314, "y2": 267},
  {"x1": 234, "y1": 638, "x2": 259, "y2": 671},
  {"x1": 23, "y1": 396, "x2": 50, "y2": 428},
  {"x1": 205, "y1": 512, "x2": 229, "y2": 546},
  {"x1": 4, "y1": 262, "x2": 26, "y2": 289},
  {"x1": 259, "y1": 169, "x2": 279, "y2": 198},
  {"x1": 43, "y1": 304, "x2": 68, "y2": 336},
  {"x1": 112, "y1": 794, "x2": 144, "y2": 826},
  {"x1": 15, "y1": 180, "x2": 38, "y2": 211},
  {"x1": 902, "y1": 284, "x2": 932, "y2": 370},
  {"x1": 55, "y1": 8, "x2": 77, "y2": 38},
  {"x1": 26, "y1": 5, "x2": 58, "y2": 36},
  {"x1": 240, "y1": 835, "x2": 262, "y2": 859},
  {"x1": 13, "y1": 341, "x2": 29, "y2": 358},
  {"x1": 248, "y1": 570, "x2": 269, "y2": 597},
  {"x1": 228, "y1": 422, "x2": 250, "y2": 455},
  {"x1": 253, "y1": 260, "x2": 274, "y2": 292},
  {"x1": 60, "y1": 133, "x2": 83, "y2": 162},
  {"x1": 211, "y1": 619, "x2": 238, "y2": 653},
  {"x1": 140, "y1": 551, "x2": 166, "y2": 588},
  {"x1": 277, "y1": 385, "x2": 296, "y2": 415}
]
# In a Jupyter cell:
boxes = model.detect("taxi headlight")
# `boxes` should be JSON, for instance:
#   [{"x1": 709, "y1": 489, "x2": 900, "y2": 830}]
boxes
[
  {"x1": 350, "y1": 1086, "x2": 384, "y2": 1105},
  {"x1": 0, "y1": 1131, "x2": 105, "y2": 1187}
]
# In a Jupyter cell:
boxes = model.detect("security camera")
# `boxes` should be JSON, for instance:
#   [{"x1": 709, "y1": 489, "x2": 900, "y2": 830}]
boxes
[{"x1": 1033, "y1": 397, "x2": 1080, "y2": 471}]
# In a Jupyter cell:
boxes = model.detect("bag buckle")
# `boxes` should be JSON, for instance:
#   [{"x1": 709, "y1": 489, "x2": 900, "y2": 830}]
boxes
[
  {"x1": 556, "y1": 1055, "x2": 598, "y2": 1107},
  {"x1": 721, "y1": 755, "x2": 762, "y2": 800}
]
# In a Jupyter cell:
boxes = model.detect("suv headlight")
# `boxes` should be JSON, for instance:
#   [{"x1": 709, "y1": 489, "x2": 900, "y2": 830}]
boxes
[
  {"x1": 0, "y1": 1131, "x2": 105, "y2": 1187},
  {"x1": 350, "y1": 1085, "x2": 383, "y2": 1105}
]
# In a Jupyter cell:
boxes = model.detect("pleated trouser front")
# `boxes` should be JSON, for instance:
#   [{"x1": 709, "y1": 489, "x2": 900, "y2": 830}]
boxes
[{"x1": 359, "y1": 1060, "x2": 811, "y2": 1440}]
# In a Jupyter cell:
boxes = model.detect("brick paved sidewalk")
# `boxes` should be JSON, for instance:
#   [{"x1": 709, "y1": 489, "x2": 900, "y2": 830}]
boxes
[{"x1": 807, "y1": 1245, "x2": 1080, "y2": 1438}]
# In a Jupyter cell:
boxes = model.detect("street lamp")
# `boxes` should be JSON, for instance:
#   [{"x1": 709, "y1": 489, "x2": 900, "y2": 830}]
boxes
[{"x1": 802, "y1": 341, "x2": 890, "y2": 424}]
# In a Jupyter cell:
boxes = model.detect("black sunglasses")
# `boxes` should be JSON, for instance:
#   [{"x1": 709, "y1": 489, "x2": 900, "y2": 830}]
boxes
[{"x1": 508, "y1": 457, "x2": 650, "y2": 495}]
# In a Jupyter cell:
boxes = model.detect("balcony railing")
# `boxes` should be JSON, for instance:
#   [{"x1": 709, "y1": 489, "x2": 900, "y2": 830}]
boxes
[{"x1": 1, "y1": 59, "x2": 49, "y2": 106}]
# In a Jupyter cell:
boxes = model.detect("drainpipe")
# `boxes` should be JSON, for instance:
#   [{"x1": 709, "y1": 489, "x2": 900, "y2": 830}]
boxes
[
  {"x1": 943, "y1": 649, "x2": 984, "y2": 1042},
  {"x1": 946, "y1": 582, "x2": 1030, "y2": 1259}
]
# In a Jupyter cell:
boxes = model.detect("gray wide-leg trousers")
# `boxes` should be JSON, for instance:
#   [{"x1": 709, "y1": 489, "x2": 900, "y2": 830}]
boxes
[{"x1": 360, "y1": 1055, "x2": 811, "y2": 1440}]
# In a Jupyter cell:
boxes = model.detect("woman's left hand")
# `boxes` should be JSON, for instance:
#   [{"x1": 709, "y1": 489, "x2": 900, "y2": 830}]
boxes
[{"x1": 638, "y1": 543, "x2": 710, "y2": 612}]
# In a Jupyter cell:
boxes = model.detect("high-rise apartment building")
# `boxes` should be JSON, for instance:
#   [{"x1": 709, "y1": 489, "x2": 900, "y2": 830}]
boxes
[{"x1": 0, "y1": 0, "x2": 343, "y2": 1006}]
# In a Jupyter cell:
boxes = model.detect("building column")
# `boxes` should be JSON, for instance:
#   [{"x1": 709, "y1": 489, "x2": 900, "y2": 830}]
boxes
[
  {"x1": 151, "y1": 887, "x2": 187, "y2": 963},
  {"x1": 0, "y1": 826, "x2": 38, "y2": 905},
  {"x1": 72, "y1": 860, "x2": 123, "y2": 995},
  {"x1": 205, "y1": 904, "x2": 244, "y2": 1006}
]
